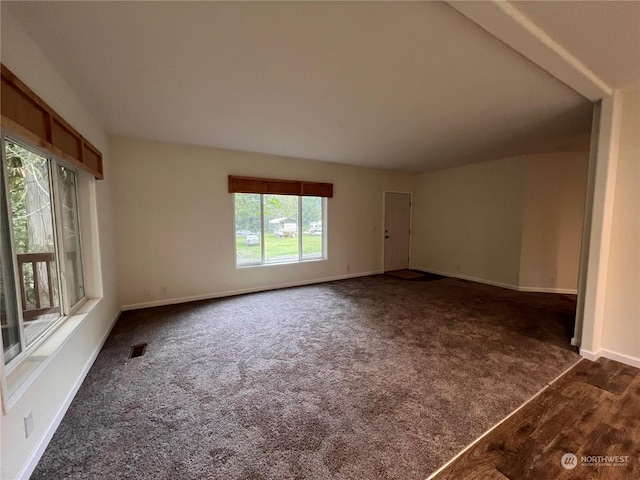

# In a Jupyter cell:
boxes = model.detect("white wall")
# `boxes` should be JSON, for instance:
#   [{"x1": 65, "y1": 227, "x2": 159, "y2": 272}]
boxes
[
  {"x1": 601, "y1": 86, "x2": 640, "y2": 364},
  {"x1": 110, "y1": 136, "x2": 414, "y2": 308},
  {"x1": 411, "y1": 157, "x2": 526, "y2": 287},
  {"x1": 519, "y1": 153, "x2": 589, "y2": 291},
  {"x1": 1, "y1": 9, "x2": 120, "y2": 480},
  {"x1": 411, "y1": 150, "x2": 589, "y2": 292}
]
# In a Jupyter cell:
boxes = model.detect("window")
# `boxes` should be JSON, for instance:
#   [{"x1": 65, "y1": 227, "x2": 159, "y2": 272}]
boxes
[
  {"x1": 56, "y1": 165, "x2": 85, "y2": 307},
  {"x1": 235, "y1": 193, "x2": 326, "y2": 266},
  {"x1": 1, "y1": 136, "x2": 85, "y2": 366}
]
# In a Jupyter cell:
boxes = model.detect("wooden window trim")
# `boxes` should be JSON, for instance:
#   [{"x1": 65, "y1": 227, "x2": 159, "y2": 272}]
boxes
[
  {"x1": 229, "y1": 175, "x2": 333, "y2": 198},
  {"x1": 1, "y1": 64, "x2": 103, "y2": 179}
]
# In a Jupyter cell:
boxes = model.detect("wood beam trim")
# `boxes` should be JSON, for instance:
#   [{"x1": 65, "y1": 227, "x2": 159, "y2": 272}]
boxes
[
  {"x1": 228, "y1": 175, "x2": 333, "y2": 198},
  {"x1": 1, "y1": 64, "x2": 104, "y2": 179}
]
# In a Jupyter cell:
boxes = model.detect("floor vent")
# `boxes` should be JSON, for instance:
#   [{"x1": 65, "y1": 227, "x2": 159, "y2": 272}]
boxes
[{"x1": 129, "y1": 343, "x2": 147, "y2": 359}]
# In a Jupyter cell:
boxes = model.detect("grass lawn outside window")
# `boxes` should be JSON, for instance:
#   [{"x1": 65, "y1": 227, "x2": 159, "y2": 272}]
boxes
[{"x1": 236, "y1": 233, "x2": 323, "y2": 265}]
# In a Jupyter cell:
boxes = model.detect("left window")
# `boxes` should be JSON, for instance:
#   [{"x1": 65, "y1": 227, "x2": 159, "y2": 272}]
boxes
[{"x1": 1, "y1": 136, "x2": 85, "y2": 366}]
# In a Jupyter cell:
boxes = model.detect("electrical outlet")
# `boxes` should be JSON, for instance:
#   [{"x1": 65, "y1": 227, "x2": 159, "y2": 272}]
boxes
[
  {"x1": 549, "y1": 275, "x2": 556, "y2": 287},
  {"x1": 161, "y1": 286, "x2": 169, "y2": 296},
  {"x1": 24, "y1": 411, "x2": 34, "y2": 438},
  {"x1": 456, "y1": 264, "x2": 462, "y2": 272},
  {"x1": 346, "y1": 265, "x2": 350, "y2": 273},
  {"x1": 143, "y1": 287, "x2": 151, "y2": 297}
]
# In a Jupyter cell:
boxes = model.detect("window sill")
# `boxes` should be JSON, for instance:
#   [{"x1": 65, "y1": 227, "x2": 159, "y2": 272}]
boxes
[
  {"x1": 236, "y1": 257, "x2": 327, "y2": 269},
  {"x1": 2, "y1": 298, "x2": 102, "y2": 413}
]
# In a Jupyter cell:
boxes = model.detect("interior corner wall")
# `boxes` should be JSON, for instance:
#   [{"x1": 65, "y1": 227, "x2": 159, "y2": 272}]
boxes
[
  {"x1": 600, "y1": 85, "x2": 640, "y2": 365},
  {"x1": 109, "y1": 136, "x2": 414, "y2": 309},
  {"x1": 411, "y1": 150, "x2": 590, "y2": 292},
  {"x1": 519, "y1": 152, "x2": 589, "y2": 292},
  {"x1": 411, "y1": 157, "x2": 526, "y2": 288},
  {"x1": 1, "y1": 9, "x2": 120, "y2": 480}
]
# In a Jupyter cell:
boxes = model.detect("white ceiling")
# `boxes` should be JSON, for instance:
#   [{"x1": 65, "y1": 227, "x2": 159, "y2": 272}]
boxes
[
  {"x1": 515, "y1": 0, "x2": 640, "y2": 91},
  {"x1": 2, "y1": 1, "x2": 621, "y2": 171}
]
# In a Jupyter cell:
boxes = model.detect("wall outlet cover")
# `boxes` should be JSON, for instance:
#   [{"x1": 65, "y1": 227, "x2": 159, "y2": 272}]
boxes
[{"x1": 24, "y1": 411, "x2": 34, "y2": 438}]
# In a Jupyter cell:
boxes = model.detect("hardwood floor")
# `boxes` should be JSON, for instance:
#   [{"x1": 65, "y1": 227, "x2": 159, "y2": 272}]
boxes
[{"x1": 429, "y1": 357, "x2": 640, "y2": 480}]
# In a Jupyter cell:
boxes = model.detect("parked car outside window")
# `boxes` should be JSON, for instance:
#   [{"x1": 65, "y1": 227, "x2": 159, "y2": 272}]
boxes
[{"x1": 243, "y1": 234, "x2": 260, "y2": 246}]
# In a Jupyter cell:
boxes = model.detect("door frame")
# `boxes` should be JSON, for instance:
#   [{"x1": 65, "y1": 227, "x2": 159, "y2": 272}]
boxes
[{"x1": 382, "y1": 191, "x2": 413, "y2": 272}]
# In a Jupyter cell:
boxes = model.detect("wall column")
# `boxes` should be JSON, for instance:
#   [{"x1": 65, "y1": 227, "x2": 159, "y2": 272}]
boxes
[{"x1": 579, "y1": 91, "x2": 623, "y2": 358}]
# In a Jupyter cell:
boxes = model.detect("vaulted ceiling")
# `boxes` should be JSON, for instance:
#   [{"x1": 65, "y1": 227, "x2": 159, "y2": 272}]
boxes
[
  {"x1": 2, "y1": 1, "x2": 637, "y2": 171},
  {"x1": 515, "y1": 0, "x2": 640, "y2": 90}
]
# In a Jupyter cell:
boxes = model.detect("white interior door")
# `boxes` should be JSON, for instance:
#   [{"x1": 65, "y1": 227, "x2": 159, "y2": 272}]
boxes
[{"x1": 384, "y1": 192, "x2": 411, "y2": 272}]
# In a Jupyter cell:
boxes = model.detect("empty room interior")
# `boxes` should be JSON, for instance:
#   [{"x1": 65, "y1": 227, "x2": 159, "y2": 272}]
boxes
[{"x1": 1, "y1": 1, "x2": 639, "y2": 479}]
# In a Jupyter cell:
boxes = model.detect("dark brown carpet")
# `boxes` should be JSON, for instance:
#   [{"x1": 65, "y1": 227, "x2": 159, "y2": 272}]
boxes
[{"x1": 31, "y1": 276, "x2": 579, "y2": 479}]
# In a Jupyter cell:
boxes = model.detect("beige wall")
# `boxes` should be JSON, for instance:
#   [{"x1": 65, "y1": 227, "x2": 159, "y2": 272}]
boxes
[
  {"x1": 411, "y1": 157, "x2": 527, "y2": 287},
  {"x1": 601, "y1": 86, "x2": 640, "y2": 362},
  {"x1": 411, "y1": 151, "x2": 589, "y2": 292},
  {"x1": 110, "y1": 136, "x2": 414, "y2": 308},
  {"x1": 1, "y1": 9, "x2": 120, "y2": 480},
  {"x1": 519, "y1": 153, "x2": 589, "y2": 290}
]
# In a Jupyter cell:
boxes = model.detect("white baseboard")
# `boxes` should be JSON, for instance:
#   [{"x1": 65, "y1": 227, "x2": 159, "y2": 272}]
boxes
[
  {"x1": 581, "y1": 348, "x2": 640, "y2": 368},
  {"x1": 121, "y1": 270, "x2": 383, "y2": 311},
  {"x1": 518, "y1": 286, "x2": 578, "y2": 294},
  {"x1": 412, "y1": 266, "x2": 577, "y2": 294},
  {"x1": 18, "y1": 309, "x2": 122, "y2": 480},
  {"x1": 579, "y1": 348, "x2": 600, "y2": 361},
  {"x1": 600, "y1": 349, "x2": 640, "y2": 368}
]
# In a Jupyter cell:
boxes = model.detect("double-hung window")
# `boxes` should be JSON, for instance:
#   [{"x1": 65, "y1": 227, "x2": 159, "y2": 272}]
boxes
[
  {"x1": 1, "y1": 136, "x2": 85, "y2": 366},
  {"x1": 235, "y1": 193, "x2": 327, "y2": 266}
]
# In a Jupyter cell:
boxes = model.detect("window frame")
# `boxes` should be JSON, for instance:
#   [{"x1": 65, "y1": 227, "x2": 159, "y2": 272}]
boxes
[
  {"x1": 234, "y1": 193, "x2": 328, "y2": 268},
  {"x1": 1, "y1": 131, "x2": 88, "y2": 371},
  {"x1": 53, "y1": 163, "x2": 86, "y2": 311}
]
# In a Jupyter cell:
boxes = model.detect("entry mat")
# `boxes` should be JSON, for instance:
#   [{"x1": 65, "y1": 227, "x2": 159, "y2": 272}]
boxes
[{"x1": 385, "y1": 269, "x2": 446, "y2": 281}]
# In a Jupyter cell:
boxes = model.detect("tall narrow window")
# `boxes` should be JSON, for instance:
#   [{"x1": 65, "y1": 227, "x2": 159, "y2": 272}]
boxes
[
  {"x1": 1, "y1": 157, "x2": 21, "y2": 364},
  {"x1": 57, "y1": 165, "x2": 85, "y2": 307},
  {"x1": 235, "y1": 193, "x2": 262, "y2": 266},
  {"x1": 5, "y1": 141, "x2": 62, "y2": 345},
  {"x1": 234, "y1": 193, "x2": 327, "y2": 266},
  {"x1": 264, "y1": 194, "x2": 300, "y2": 264},
  {"x1": 301, "y1": 196, "x2": 323, "y2": 260}
]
